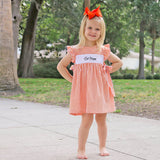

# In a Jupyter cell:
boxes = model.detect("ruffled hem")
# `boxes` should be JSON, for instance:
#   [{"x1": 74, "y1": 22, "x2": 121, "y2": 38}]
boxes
[
  {"x1": 70, "y1": 109, "x2": 116, "y2": 116},
  {"x1": 67, "y1": 46, "x2": 75, "y2": 63}
]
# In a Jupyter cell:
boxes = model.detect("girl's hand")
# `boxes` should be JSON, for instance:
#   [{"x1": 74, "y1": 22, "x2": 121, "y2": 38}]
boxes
[
  {"x1": 57, "y1": 53, "x2": 73, "y2": 83},
  {"x1": 108, "y1": 52, "x2": 123, "y2": 73}
]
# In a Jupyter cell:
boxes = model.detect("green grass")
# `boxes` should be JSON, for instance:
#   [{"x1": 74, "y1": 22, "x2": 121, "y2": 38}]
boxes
[
  {"x1": 4, "y1": 79, "x2": 160, "y2": 108},
  {"x1": 10, "y1": 78, "x2": 71, "y2": 107},
  {"x1": 114, "y1": 79, "x2": 160, "y2": 103}
]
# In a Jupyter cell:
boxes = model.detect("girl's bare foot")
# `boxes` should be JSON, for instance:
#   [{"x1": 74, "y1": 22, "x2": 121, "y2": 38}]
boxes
[
  {"x1": 77, "y1": 151, "x2": 88, "y2": 159},
  {"x1": 99, "y1": 147, "x2": 110, "y2": 156}
]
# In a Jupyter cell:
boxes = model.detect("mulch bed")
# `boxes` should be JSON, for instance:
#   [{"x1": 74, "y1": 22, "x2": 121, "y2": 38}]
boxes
[{"x1": 115, "y1": 101, "x2": 160, "y2": 120}]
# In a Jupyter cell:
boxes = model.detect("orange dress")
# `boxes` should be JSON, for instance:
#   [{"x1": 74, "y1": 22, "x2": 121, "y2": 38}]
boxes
[{"x1": 67, "y1": 44, "x2": 116, "y2": 116}]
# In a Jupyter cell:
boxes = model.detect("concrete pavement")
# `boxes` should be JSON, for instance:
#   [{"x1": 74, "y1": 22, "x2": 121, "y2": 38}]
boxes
[{"x1": 0, "y1": 98, "x2": 160, "y2": 160}]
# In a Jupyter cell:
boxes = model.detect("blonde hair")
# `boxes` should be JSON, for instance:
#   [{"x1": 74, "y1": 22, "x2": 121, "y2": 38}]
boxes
[{"x1": 77, "y1": 15, "x2": 106, "y2": 51}]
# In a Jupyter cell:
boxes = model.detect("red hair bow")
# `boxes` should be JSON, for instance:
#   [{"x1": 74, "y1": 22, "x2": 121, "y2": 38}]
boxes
[{"x1": 83, "y1": 6, "x2": 102, "y2": 19}]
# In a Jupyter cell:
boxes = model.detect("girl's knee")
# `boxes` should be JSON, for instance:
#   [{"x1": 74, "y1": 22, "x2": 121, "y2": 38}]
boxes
[
  {"x1": 81, "y1": 114, "x2": 93, "y2": 128},
  {"x1": 95, "y1": 113, "x2": 107, "y2": 125}
]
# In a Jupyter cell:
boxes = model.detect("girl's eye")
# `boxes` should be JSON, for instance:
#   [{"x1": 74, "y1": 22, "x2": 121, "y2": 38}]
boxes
[
  {"x1": 96, "y1": 28, "x2": 100, "y2": 31},
  {"x1": 88, "y1": 27, "x2": 92, "y2": 29}
]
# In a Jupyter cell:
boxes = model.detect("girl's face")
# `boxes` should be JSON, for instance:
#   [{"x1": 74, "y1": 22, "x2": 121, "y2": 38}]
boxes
[{"x1": 84, "y1": 19, "x2": 101, "y2": 42}]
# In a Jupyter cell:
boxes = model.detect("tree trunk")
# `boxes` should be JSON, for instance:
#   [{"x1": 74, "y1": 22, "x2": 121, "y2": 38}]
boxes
[
  {"x1": 138, "y1": 20, "x2": 145, "y2": 79},
  {"x1": 72, "y1": 32, "x2": 79, "y2": 44},
  {"x1": 85, "y1": 0, "x2": 90, "y2": 8},
  {"x1": 67, "y1": 33, "x2": 70, "y2": 45},
  {"x1": 151, "y1": 39, "x2": 155, "y2": 75},
  {"x1": 83, "y1": 0, "x2": 90, "y2": 11},
  {"x1": 18, "y1": 0, "x2": 43, "y2": 77},
  {"x1": 0, "y1": 0, "x2": 23, "y2": 95},
  {"x1": 11, "y1": 0, "x2": 22, "y2": 62}
]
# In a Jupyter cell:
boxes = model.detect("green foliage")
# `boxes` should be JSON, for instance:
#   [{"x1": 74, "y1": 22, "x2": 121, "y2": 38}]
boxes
[
  {"x1": 153, "y1": 74, "x2": 160, "y2": 79},
  {"x1": 146, "y1": 74, "x2": 153, "y2": 79},
  {"x1": 114, "y1": 109, "x2": 121, "y2": 113},
  {"x1": 123, "y1": 73, "x2": 135, "y2": 79},
  {"x1": 93, "y1": 0, "x2": 134, "y2": 58},
  {"x1": 19, "y1": 0, "x2": 135, "y2": 57},
  {"x1": 128, "y1": 0, "x2": 160, "y2": 71},
  {"x1": 121, "y1": 68, "x2": 138, "y2": 75},
  {"x1": 19, "y1": 0, "x2": 160, "y2": 61},
  {"x1": 19, "y1": 0, "x2": 82, "y2": 51},
  {"x1": 145, "y1": 60, "x2": 150, "y2": 67},
  {"x1": 36, "y1": 1, "x2": 64, "y2": 50},
  {"x1": 35, "y1": 0, "x2": 83, "y2": 50},
  {"x1": 111, "y1": 71, "x2": 124, "y2": 79},
  {"x1": 131, "y1": 38, "x2": 160, "y2": 57},
  {"x1": 33, "y1": 59, "x2": 62, "y2": 78},
  {"x1": 33, "y1": 59, "x2": 73, "y2": 78},
  {"x1": 111, "y1": 68, "x2": 160, "y2": 79},
  {"x1": 111, "y1": 69, "x2": 136, "y2": 79},
  {"x1": 155, "y1": 67, "x2": 160, "y2": 74},
  {"x1": 19, "y1": 0, "x2": 31, "y2": 48}
]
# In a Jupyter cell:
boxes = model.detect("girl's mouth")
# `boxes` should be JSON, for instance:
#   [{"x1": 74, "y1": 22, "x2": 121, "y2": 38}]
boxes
[{"x1": 89, "y1": 34, "x2": 96, "y2": 37}]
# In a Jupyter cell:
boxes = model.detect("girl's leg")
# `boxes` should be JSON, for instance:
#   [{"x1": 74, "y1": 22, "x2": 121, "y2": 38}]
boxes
[
  {"x1": 77, "y1": 113, "x2": 93, "y2": 159},
  {"x1": 95, "y1": 113, "x2": 109, "y2": 156}
]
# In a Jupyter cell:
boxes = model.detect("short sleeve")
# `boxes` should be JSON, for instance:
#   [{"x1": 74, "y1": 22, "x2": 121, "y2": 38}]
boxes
[
  {"x1": 102, "y1": 44, "x2": 111, "y2": 61},
  {"x1": 67, "y1": 46, "x2": 75, "y2": 63}
]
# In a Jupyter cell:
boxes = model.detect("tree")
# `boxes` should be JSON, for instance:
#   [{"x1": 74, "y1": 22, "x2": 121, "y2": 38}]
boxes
[
  {"x1": 84, "y1": 0, "x2": 90, "y2": 9},
  {"x1": 50, "y1": 0, "x2": 83, "y2": 46},
  {"x1": 18, "y1": 0, "x2": 83, "y2": 53},
  {"x1": 128, "y1": 0, "x2": 148, "y2": 79},
  {"x1": 138, "y1": 19, "x2": 145, "y2": 79},
  {"x1": 11, "y1": 0, "x2": 22, "y2": 62},
  {"x1": 18, "y1": 0, "x2": 43, "y2": 77},
  {"x1": 148, "y1": 21, "x2": 160, "y2": 74},
  {"x1": 129, "y1": 0, "x2": 160, "y2": 79},
  {"x1": 19, "y1": 0, "x2": 133, "y2": 60},
  {"x1": 91, "y1": 0, "x2": 134, "y2": 58},
  {"x1": 0, "y1": 0, "x2": 23, "y2": 95},
  {"x1": 147, "y1": 1, "x2": 160, "y2": 74}
]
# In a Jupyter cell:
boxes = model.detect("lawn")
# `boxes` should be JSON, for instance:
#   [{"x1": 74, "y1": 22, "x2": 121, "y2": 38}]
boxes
[{"x1": 4, "y1": 78, "x2": 160, "y2": 120}]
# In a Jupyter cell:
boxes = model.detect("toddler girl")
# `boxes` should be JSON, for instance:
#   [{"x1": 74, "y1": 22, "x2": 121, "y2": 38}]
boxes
[{"x1": 57, "y1": 6, "x2": 123, "y2": 159}]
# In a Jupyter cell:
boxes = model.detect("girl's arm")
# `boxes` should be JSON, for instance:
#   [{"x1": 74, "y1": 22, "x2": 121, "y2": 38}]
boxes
[
  {"x1": 57, "y1": 53, "x2": 73, "y2": 83},
  {"x1": 108, "y1": 52, "x2": 123, "y2": 73}
]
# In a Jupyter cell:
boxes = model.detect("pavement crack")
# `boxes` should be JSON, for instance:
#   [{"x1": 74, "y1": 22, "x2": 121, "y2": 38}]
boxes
[
  {"x1": 0, "y1": 116, "x2": 148, "y2": 160},
  {"x1": 88, "y1": 141, "x2": 147, "y2": 160},
  {"x1": 0, "y1": 116, "x2": 29, "y2": 125},
  {"x1": 36, "y1": 126, "x2": 147, "y2": 160}
]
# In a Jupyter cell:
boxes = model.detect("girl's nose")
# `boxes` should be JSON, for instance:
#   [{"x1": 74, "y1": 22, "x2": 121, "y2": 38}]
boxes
[
  {"x1": 90, "y1": 28, "x2": 95, "y2": 33},
  {"x1": 93, "y1": 29, "x2": 97, "y2": 34}
]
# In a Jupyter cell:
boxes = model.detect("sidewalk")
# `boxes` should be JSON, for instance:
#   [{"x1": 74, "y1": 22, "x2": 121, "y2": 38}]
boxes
[{"x1": 0, "y1": 98, "x2": 160, "y2": 160}]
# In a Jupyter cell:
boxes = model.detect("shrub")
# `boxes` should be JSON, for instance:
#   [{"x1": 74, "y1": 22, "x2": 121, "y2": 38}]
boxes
[
  {"x1": 33, "y1": 61, "x2": 60, "y2": 78},
  {"x1": 146, "y1": 74, "x2": 153, "y2": 79},
  {"x1": 111, "y1": 74, "x2": 123, "y2": 79},
  {"x1": 33, "y1": 59, "x2": 73, "y2": 78},
  {"x1": 111, "y1": 71, "x2": 123, "y2": 79},
  {"x1": 123, "y1": 73, "x2": 135, "y2": 79},
  {"x1": 121, "y1": 68, "x2": 138, "y2": 75},
  {"x1": 153, "y1": 74, "x2": 160, "y2": 79}
]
